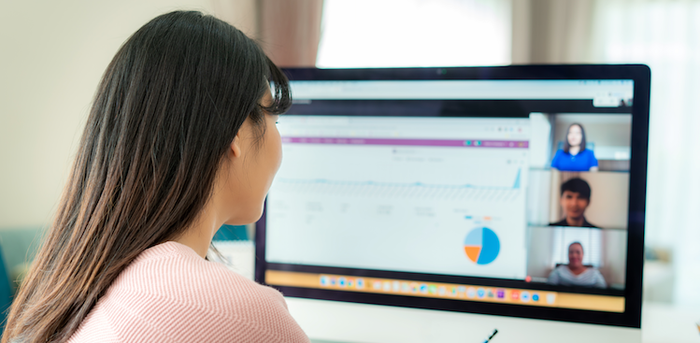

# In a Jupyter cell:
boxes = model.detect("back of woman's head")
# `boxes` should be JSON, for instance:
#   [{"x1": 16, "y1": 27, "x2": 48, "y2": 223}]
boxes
[{"x1": 2, "y1": 11, "x2": 290, "y2": 343}]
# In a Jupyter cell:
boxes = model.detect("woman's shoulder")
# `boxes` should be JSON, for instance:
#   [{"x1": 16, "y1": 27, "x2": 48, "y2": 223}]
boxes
[
  {"x1": 582, "y1": 267, "x2": 604, "y2": 277},
  {"x1": 91, "y1": 242, "x2": 308, "y2": 342},
  {"x1": 113, "y1": 241, "x2": 285, "y2": 310},
  {"x1": 551, "y1": 149, "x2": 565, "y2": 168},
  {"x1": 582, "y1": 148, "x2": 597, "y2": 158},
  {"x1": 552, "y1": 265, "x2": 570, "y2": 275}
]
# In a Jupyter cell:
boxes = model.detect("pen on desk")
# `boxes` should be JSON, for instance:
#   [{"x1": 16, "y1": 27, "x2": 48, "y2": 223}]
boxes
[{"x1": 482, "y1": 328, "x2": 498, "y2": 343}]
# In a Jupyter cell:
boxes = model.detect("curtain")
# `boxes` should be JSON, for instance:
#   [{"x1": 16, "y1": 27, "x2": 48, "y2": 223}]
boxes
[
  {"x1": 588, "y1": 0, "x2": 700, "y2": 308},
  {"x1": 511, "y1": 0, "x2": 595, "y2": 64},
  {"x1": 211, "y1": 0, "x2": 324, "y2": 67},
  {"x1": 259, "y1": 0, "x2": 324, "y2": 67}
]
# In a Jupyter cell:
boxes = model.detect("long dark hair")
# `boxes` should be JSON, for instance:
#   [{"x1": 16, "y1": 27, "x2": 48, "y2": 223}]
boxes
[
  {"x1": 2, "y1": 11, "x2": 291, "y2": 343},
  {"x1": 563, "y1": 123, "x2": 587, "y2": 153}
]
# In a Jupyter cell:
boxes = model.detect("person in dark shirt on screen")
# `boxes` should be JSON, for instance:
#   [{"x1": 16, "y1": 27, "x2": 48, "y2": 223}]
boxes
[{"x1": 550, "y1": 178, "x2": 599, "y2": 228}]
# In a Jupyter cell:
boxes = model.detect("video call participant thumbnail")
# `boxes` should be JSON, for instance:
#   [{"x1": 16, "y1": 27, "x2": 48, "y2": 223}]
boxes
[
  {"x1": 550, "y1": 178, "x2": 599, "y2": 228},
  {"x1": 547, "y1": 242, "x2": 606, "y2": 288},
  {"x1": 551, "y1": 123, "x2": 599, "y2": 172}
]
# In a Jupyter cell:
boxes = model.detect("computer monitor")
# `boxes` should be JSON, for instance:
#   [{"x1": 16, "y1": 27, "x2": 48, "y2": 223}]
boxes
[{"x1": 256, "y1": 65, "x2": 650, "y2": 343}]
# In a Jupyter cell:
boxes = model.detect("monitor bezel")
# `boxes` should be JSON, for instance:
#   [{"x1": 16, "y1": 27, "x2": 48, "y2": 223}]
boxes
[{"x1": 255, "y1": 65, "x2": 650, "y2": 328}]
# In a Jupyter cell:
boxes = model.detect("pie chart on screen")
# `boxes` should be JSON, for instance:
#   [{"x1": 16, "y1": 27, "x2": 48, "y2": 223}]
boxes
[{"x1": 464, "y1": 227, "x2": 500, "y2": 265}]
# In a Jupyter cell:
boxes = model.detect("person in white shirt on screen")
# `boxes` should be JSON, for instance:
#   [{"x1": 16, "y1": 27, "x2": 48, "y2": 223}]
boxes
[{"x1": 547, "y1": 242, "x2": 606, "y2": 288}]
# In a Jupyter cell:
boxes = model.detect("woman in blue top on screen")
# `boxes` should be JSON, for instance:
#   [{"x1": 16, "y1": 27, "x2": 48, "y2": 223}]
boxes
[{"x1": 551, "y1": 123, "x2": 599, "y2": 172}]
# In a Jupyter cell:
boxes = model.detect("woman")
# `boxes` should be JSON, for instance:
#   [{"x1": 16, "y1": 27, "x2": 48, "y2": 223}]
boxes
[
  {"x1": 2, "y1": 11, "x2": 309, "y2": 343},
  {"x1": 547, "y1": 242, "x2": 606, "y2": 288},
  {"x1": 551, "y1": 123, "x2": 599, "y2": 172}
]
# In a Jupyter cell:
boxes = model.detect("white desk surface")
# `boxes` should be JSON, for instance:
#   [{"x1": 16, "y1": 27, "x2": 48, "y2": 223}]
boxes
[{"x1": 641, "y1": 302, "x2": 699, "y2": 343}]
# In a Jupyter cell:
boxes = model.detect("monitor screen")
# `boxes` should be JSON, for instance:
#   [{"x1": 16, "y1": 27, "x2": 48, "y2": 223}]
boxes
[{"x1": 256, "y1": 66, "x2": 649, "y2": 328}]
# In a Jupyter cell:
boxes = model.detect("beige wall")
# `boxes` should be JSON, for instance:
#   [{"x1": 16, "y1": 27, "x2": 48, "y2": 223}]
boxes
[{"x1": 0, "y1": 1, "x2": 258, "y2": 228}]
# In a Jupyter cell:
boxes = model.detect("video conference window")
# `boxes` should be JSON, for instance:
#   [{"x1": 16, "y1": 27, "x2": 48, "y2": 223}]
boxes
[
  {"x1": 526, "y1": 113, "x2": 631, "y2": 290},
  {"x1": 265, "y1": 105, "x2": 634, "y2": 308}
]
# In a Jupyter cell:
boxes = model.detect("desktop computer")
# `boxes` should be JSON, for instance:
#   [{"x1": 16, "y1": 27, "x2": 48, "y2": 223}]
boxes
[{"x1": 256, "y1": 65, "x2": 650, "y2": 342}]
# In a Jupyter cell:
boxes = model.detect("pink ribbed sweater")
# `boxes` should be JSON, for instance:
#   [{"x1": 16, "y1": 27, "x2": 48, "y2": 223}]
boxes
[{"x1": 67, "y1": 242, "x2": 309, "y2": 343}]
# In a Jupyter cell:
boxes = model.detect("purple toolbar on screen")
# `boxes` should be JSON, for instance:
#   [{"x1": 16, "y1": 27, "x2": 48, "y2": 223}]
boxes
[{"x1": 281, "y1": 137, "x2": 528, "y2": 148}]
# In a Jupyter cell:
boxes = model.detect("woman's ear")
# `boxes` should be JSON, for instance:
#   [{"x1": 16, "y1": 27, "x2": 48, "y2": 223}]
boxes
[{"x1": 231, "y1": 134, "x2": 242, "y2": 158}]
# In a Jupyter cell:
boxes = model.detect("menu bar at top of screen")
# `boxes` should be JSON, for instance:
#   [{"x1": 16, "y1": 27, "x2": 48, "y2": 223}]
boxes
[
  {"x1": 289, "y1": 80, "x2": 634, "y2": 105},
  {"x1": 277, "y1": 116, "x2": 530, "y2": 141}
]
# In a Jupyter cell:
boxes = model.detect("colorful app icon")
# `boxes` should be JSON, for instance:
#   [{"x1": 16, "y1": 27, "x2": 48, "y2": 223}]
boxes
[
  {"x1": 429, "y1": 285, "x2": 437, "y2": 294},
  {"x1": 458, "y1": 286, "x2": 466, "y2": 294},
  {"x1": 420, "y1": 284, "x2": 428, "y2": 294},
  {"x1": 487, "y1": 289, "x2": 495, "y2": 298},
  {"x1": 532, "y1": 293, "x2": 540, "y2": 302},
  {"x1": 511, "y1": 290, "x2": 520, "y2": 300},
  {"x1": 320, "y1": 276, "x2": 329, "y2": 286},
  {"x1": 546, "y1": 293, "x2": 556, "y2": 304},
  {"x1": 330, "y1": 278, "x2": 337, "y2": 286},
  {"x1": 383, "y1": 281, "x2": 391, "y2": 292},
  {"x1": 438, "y1": 286, "x2": 446, "y2": 296},
  {"x1": 338, "y1": 277, "x2": 346, "y2": 287},
  {"x1": 411, "y1": 283, "x2": 419, "y2": 293},
  {"x1": 521, "y1": 291, "x2": 530, "y2": 302},
  {"x1": 496, "y1": 289, "x2": 505, "y2": 299},
  {"x1": 357, "y1": 279, "x2": 365, "y2": 289},
  {"x1": 347, "y1": 279, "x2": 354, "y2": 287},
  {"x1": 467, "y1": 287, "x2": 476, "y2": 298},
  {"x1": 477, "y1": 288, "x2": 485, "y2": 298},
  {"x1": 451, "y1": 287, "x2": 457, "y2": 296},
  {"x1": 373, "y1": 281, "x2": 382, "y2": 290},
  {"x1": 402, "y1": 282, "x2": 410, "y2": 293}
]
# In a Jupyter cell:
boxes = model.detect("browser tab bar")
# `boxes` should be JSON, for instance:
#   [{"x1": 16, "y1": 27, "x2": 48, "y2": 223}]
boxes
[{"x1": 290, "y1": 80, "x2": 634, "y2": 101}]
